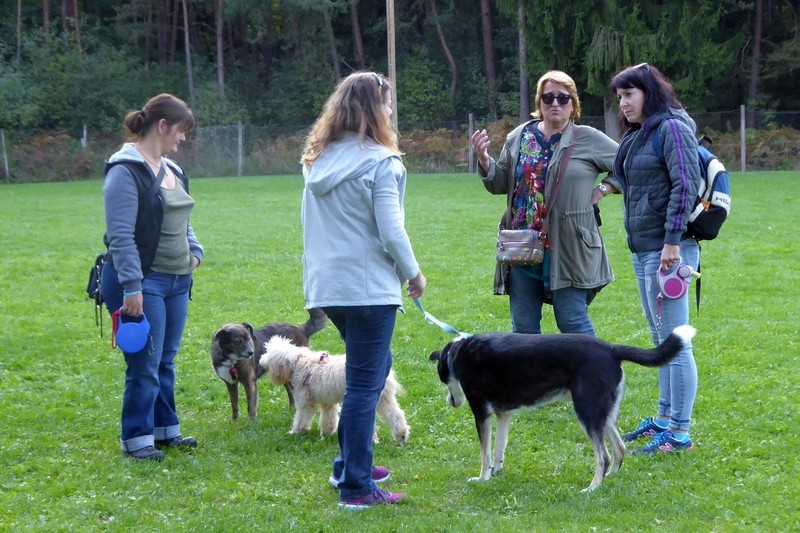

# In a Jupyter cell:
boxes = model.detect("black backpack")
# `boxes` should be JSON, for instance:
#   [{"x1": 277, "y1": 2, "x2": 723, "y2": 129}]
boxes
[{"x1": 86, "y1": 252, "x2": 107, "y2": 335}]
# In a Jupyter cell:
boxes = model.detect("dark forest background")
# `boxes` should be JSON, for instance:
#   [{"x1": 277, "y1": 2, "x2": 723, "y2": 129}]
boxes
[
  {"x1": 1, "y1": 1, "x2": 799, "y2": 180},
  {"x1": 2, "y1": 1, "x2": 798, "y2": 132}
]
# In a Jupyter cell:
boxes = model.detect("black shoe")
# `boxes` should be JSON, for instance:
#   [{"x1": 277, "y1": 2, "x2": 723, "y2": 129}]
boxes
[
  {"x1": 154, "y1": 436, "x2": 198, "y2": 449},
  {"x1": 123, "y1": 445, "x2": 164, "y2": 461}
]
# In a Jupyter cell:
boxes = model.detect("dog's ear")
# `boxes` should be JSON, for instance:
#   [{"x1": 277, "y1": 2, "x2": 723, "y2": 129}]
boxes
[
  {"x1": 242, "y1": 322, "x2": 254, "y2": 336},
  {"x1": 429, "y1": 342, "x2": 452, "y2": 362},
  {"x1": 214, "y1": 328, "x2": 231, "y2": 344}
]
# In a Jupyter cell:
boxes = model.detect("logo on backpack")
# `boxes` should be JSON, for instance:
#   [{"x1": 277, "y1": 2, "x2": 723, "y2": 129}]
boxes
[{"x1": 653, "y1": 121, "x2": 731, "y2": 240}]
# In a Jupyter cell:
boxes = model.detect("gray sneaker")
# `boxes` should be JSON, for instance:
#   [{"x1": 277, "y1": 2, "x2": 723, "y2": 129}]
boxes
[{"x1": 123, "y1": 445, "x2": 164, "y2": 461}]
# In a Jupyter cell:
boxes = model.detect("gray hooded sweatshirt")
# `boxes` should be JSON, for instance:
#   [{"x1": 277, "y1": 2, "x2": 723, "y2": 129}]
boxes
[{"x1": 301, "y1": 132, "x2": 419, "y2": 308}]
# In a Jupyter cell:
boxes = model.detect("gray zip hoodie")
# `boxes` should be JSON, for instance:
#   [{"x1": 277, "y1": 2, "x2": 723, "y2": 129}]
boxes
[{"x1": 301, "y1": 132, "x2": 419, "y2": 308}]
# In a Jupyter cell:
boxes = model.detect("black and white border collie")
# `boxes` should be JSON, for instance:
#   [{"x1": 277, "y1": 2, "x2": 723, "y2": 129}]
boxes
[{"x1": 429, "y1": 326, "x2": 696, "y2": 492}]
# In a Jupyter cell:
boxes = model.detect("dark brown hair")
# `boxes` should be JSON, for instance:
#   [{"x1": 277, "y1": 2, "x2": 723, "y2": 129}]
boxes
[
  {"x1": 123, "y1": 93, "x2": 195, "y2": 139},
  {"x1": 610, "y1": 64, "x2": 681, "y2": 127}
]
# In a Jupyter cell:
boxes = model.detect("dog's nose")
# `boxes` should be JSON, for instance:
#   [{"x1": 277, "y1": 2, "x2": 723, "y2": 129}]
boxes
[{"x1": 243, "y1": 350, "x2": 254, "y2": 358}]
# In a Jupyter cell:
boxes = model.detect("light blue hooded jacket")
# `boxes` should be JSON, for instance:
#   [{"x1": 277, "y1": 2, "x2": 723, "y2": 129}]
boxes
[{"x1": 301, "y1": 132, "x2": 420, "y2": 308}]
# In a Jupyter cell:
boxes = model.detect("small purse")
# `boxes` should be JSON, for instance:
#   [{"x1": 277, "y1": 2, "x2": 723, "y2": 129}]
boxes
[
  {"x1": 496, "y1": 128, "x2": 578, "y2": 266},
  {"x1": 496, "y1": 229, "x2": 545, "y2": 265}
]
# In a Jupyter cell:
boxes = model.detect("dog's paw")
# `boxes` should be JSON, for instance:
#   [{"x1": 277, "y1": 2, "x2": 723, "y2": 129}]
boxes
[
  {"x1": 468, "y1": 474, "x2": 492, "y2": 482},
  {"x1": 392, "y1": 427, "x2": 410, "y2": 446},
  {"x1": 580, "y1": 483, "x2": 601, "y2": 493}
]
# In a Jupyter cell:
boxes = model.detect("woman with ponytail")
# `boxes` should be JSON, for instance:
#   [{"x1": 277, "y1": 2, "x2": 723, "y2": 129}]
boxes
[{"x1": 100, "y1": 93, "x2": 203, "y2": 461}]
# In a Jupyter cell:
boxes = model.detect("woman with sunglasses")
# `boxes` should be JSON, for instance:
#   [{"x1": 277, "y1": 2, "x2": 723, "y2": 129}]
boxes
[
  {"x1": 597, "y1": 63, "x2": 701, "y2": 454},
  {"x1": 471, "y1": 71, "x2": 618, "y2": 336},
  {"x1": 301, "y1": 71, "x2": 425, "y2": 509}
]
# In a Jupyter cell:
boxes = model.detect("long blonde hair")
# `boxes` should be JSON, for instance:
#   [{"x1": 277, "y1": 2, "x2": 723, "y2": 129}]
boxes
[{"x1": 301, "y1": 72, "x2": 399, "y2": 166}]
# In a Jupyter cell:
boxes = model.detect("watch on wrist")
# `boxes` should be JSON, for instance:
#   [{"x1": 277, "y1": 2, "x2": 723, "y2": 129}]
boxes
[{"x1": 598, "y1": 183, "x2": 610, "y2": 196}]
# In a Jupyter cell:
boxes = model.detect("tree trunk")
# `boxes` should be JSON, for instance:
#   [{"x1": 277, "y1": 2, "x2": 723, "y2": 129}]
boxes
[
  {"x1": 324, "y1": 8, "x2": 342, "y2": 82},
  {"x1": 480, "y1": 0, "x2": 497, "y2": 120},
  {"x1": 518, "y1": 4, "x2": 529, "y2": 121},
  {"x1": 16, "y1": 0, "x2": 22, "y2": 62},
  {"x1": 350, "y1": 0, "x2": 365, "y2": 70},
  {"x1": 43, "y1": 0, "x2": 50, "y2": 34},
  {"x1": 71, "y1": 0, "x2": 81, "y2": 53},
  {"x1": 386, "y1": 0, "x2": 397, "y2": 129},
  {"x1": 170, "y1": 0, "x2": 180, "y2": 63},
  {"x1": 746, "y1": 0, "x2": 763, "y2": 128},
  {"x1": 427, "y1": 0, "x2": 457, "y2": 97},
  {"x1": 156, "y1": 0, "x2": 169, "y2": 64},
  {"x1": 216, "y1": 0, "x2": 227, "y2": 112},
  {"x1": 145, "y1": 2, "x2": 153, "y2": 67},
  {"x1": 603, "y1": 95, "x2": 620, "y2": 140},
  {"x1": 59, "y1": 0, "x2": 82, "y2": 52},
  {"x1": 182, "y1": 0, "x2": 196, "y2": 109}
]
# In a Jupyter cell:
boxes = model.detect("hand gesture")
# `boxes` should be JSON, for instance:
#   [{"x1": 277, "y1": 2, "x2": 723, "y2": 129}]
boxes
[{"x1": 471, "y1": 129, "x2": 491, "y2": 173}]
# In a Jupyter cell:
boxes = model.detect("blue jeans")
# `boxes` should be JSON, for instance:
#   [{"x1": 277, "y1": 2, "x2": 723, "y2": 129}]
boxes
[
  {"x1": 323, "y1": 305, "x2": 397, "y2": 500},
  {"x1": 101, "y1": 265, "x2": 192, "y2": 451},
  {"x1": 632, "y1": 239, "x2": 699, "y2": 432},
  {"x1": 507, "y1": 266, "x2": 596, "y2": 336}
]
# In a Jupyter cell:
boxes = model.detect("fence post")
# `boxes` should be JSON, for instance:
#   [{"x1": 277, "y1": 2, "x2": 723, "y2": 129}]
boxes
[
  {"x1": 1, "y1": 129, "x2": 9, "y2": 182},
  {"x1": 81, "y1": 124, "x2": 87, "y2": 150},
  {"x1": 739, "y1": 104, "x2": 746, "y2": 173},
  {"x1": 237, "y1": 121, "x2": 243, "y2": 177},
  {"x1": 468, "y1": 113, "x2": 474, "y2": 174}
]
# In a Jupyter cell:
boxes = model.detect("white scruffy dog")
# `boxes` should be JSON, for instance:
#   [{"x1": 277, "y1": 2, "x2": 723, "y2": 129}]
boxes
[{"x1": 260, "y1": 336, "x2": 410, "y2": 445}]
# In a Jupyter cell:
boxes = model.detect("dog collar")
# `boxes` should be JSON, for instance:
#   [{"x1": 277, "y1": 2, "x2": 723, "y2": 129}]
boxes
[
  {"x1": 302, "y1": 352, "x2": 330, "y2": 387},
  {"x1": 447, "y1": 351, "x2": 457, "y2": 381}
]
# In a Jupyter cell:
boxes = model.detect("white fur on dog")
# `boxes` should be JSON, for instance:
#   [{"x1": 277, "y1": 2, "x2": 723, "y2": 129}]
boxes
[{"x1": 260, "y1": 335, "x2": 410, "y2": 444}]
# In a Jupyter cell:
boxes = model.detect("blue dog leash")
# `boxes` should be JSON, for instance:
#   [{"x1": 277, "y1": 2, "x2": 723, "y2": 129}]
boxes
[{"x1": 413, "y1": 298, "x2": 471, "y2": 338}]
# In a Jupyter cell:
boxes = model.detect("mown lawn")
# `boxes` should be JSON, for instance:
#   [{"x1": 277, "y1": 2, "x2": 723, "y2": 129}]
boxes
[{"x1": 0, "y1": 171, "x2": 797, "y2": 531}]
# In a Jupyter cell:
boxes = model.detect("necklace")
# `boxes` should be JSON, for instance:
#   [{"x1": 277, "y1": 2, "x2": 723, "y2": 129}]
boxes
[{"x1": 135, "y1": 144, "x2": 163, "y2": 170}]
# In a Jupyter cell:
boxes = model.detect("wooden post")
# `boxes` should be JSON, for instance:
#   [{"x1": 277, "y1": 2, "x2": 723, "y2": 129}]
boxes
[
  {"x1": 1, "y1": 129, "x2": 10, "y2": 182},
  {"x1": 468, "y1": 113, "x2": 474, "y2": 174},
  {"x1": 740, "y1": 104, "x2": 746, "y2": 173},
  {"x1": 237, "y1": 121, "x2": 243, "y2": 177},
  {"x1": 386, "y1": 0, "x2": 397, "y2": 131}
]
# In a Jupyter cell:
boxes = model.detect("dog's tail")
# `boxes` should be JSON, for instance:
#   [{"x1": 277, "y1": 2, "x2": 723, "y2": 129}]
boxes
[
  {"x1": 303, "y1": 308, "x2": 329, "y2": 338},
  {"x1": 612, "y1": 325, "x2": 696, "y2": 367}
]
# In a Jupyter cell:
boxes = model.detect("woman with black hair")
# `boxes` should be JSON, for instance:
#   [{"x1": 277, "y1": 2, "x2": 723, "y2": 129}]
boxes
[{"x1": 596, "y1": 64, "x2": 701, "y2": 454}]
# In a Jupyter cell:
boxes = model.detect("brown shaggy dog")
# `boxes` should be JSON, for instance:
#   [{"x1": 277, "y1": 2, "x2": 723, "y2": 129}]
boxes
[
  {"x1": 260, "y1": 335, "x2": 410, "y2": 445},
  {"x1": 210, "y1": 308, "x2": 328, "y2": 421}
]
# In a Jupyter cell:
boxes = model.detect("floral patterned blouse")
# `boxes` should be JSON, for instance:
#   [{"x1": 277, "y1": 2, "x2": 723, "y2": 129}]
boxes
[{"x1": 510, "y1": 123, "x2": 561, "y2": 231}]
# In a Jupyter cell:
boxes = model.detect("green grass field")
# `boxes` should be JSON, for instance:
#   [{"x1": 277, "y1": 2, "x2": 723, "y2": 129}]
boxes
[{"x1": 1, "y1": 171, "x2": 798, "y2": 531}]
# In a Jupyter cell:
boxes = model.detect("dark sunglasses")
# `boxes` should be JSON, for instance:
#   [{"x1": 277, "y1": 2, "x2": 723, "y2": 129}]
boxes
[
  {"x1": 633, "y1": 62, "x2": 651, "y2": 72},
  {"x1": 541, "y1": 93, "x2": 571, "y2": 105}
]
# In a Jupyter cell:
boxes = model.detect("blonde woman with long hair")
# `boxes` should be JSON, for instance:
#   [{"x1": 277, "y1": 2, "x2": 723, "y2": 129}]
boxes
[
  {"x1": 301, "y1": 72, "x2": 425, "y2": 509},
  {"x1": 471, "y1": 71, "x2": 619, "y2": 336}
]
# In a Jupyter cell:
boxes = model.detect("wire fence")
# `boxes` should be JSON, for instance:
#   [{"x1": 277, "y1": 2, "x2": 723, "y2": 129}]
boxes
[{"x1": 2, "y1": 107, "x2": 800, "y2": 182}]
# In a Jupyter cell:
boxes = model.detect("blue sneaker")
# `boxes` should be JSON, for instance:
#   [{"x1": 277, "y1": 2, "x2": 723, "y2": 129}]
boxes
[
  {"x1": 633, "y1": 430, "x2": 694, "y2": 454},
  {"x1": 622, "y1": 417, "x2": 667, "y2": 442},
  {"x1": 329, "y1": 465, "x2": 390, "y2": 489}
]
